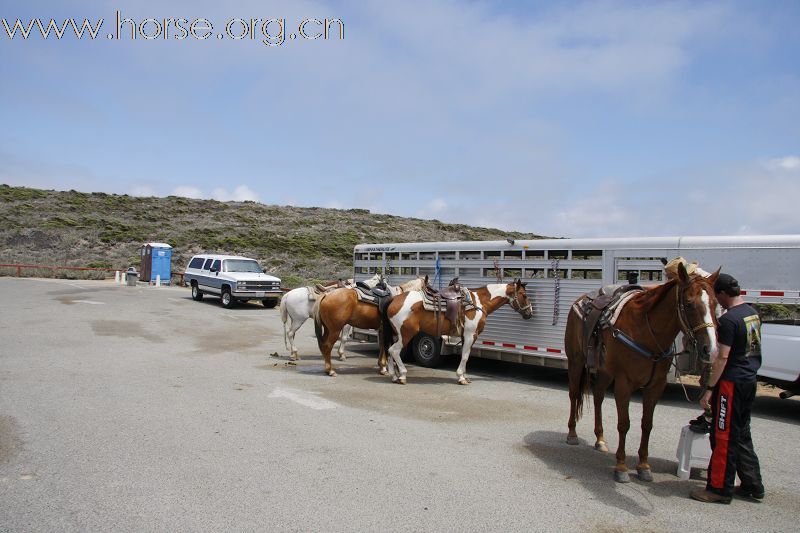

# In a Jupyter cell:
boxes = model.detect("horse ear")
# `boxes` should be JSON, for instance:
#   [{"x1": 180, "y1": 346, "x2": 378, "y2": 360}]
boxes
[
  {"x1": 708, "y1": 267, "x2": 721, "y2": 284},
  {"x1": 660, "y1": 257, "x2": 668, "y2": 266},
  {"x1": 677, "y1": 261, "x2": 690, "y2": 283}
]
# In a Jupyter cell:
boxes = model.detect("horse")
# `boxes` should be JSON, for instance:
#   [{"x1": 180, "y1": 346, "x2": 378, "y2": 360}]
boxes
[
  {"x1": 384, "y1": 279, "x2": 533, "y2": 385},
  {"x1": 279, "y1": 278, "x2": 357, "y2": 361},
  {"x1": 312, "y1": 276, "x2": 428, "y2": 377},
  {"x1": 565, "y1": 262, "x2": 720, "y2": 483}
]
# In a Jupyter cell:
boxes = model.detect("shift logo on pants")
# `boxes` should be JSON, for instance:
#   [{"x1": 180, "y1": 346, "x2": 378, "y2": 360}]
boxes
[{"x1": 718, "y1": 394, "x2": 728, "y2": 431}]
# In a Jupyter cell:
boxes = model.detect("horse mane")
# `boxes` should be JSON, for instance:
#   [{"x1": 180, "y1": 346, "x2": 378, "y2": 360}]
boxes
[{"x1": 630, "y1": 279, "x2": 678, "y2": 312}]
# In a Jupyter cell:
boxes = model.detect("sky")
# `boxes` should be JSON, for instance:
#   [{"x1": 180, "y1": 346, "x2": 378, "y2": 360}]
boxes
[{"x1": 1, "y1": 0, "x2": 798, "y2": 238}]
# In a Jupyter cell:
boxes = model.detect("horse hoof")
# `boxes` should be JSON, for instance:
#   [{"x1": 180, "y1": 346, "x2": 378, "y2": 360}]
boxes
[
  {"x1": 614, "y1": 470, "x2": 631, "y2": 483},
  {"x1": 566, "y1": 436, "x2": 579, "y2": 446},
  {"x1": 398, "y1": 377, "x2": 407, "y2": 385},
  {"x1": 594, "y1": 441, "x2": 609, "y2": 453},
  {"x1": 379, "y1": 368, "x2": 389, "y2": 376},
  {"x1": 338, "y1": 355, "x2": 346, "y2": 361},
  {"x1": 457, "y1": 377, "x2": 471, "y2": 385},
  {"x1": 328, "y1": 371, "x2": 337, "y2": 377},
  {"x1": 289, "y1": 355, "x2": 300, "y2": 361},
  {"x1": 637, "y1": 468, "x2": 653, "y2": 482}
]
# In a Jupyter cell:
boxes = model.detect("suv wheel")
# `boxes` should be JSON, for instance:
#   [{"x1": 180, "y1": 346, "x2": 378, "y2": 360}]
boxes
[
  {"x1": 221, "y1": 287, "x2": 235, "y2": 308},
  {"x1": 262, "y1": 298, "x2": 278, "y2": 309},
  {"x1": 191, "y1": 283, "x2": 203, "y2": 301}
]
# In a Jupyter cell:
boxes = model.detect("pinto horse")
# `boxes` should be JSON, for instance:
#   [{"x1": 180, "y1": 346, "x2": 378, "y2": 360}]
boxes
[
  {"x1": 385, "y1": 279, "x2": 533, "y2": 385},
  {"x1": 312, "y1": 276, "x2": 427, "y2": 377},
  {"x1": 565, "y1": 263, "x2": 720, "y2": 483},
  {"x1": 279, "y1": 278, "x2": 356, "y2": 361}
]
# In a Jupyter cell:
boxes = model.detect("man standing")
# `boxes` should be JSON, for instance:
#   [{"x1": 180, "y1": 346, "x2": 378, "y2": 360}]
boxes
[{"x1": 690, "y1": 273, "x2": 764, "y2": 504}]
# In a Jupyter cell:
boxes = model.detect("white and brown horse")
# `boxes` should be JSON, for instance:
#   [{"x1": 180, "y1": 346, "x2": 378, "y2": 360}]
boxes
[
  {"x1": 384, "y1": 279, "x2": 533, "y2": 384},
  {"x1": 312, "y1": 276, "x2": 427, "y2": 377},
  {"x1": 279, "y1": 278, "x2": 356, "y2": 361},
  {"x1": 565, "y1": 263, "x2": 720, "y2": 482}
]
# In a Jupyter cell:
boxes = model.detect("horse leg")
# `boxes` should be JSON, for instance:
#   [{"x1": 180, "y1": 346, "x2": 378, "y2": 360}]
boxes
[
  {"x1": 566, "y1": 361, "x2": 586, "y2": 445},
  {"x1": 593, "y1": 372, "x2": 613, "y2": 452},
  {"x1": 455, "y1": 334, "x2": 476, "y2": 385},
  {"x1": 387, "y1": 330, "x2": 408, "y2": 384},
  {"x1": 287, "y1": 317, "x2": 304, "y2": 360},
  {"x1": 337, "y1": 324, "x2": 352, "y2": 361},
  {"x1": 636, "y1": 380, "x2": 667, "y2": 482},
  {"x1": 612, "y1": 379, "x2": 632, "y2": 483},
  {"x1": 321, "y1": 328, "x2": 341, "y2": 377}
]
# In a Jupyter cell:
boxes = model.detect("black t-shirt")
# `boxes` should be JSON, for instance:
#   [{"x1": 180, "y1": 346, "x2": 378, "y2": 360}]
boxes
[{"x1": 718, "y1": 303, "x2": 762, "y2": 382}]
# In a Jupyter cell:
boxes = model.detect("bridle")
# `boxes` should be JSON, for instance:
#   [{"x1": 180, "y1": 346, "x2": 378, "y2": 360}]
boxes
[
  {"x1": 676, "y1": 280, "x2": 716, "y2": 358},
  {"x1": 508, "y1": 285, "x2": 533, "y2": 315}
]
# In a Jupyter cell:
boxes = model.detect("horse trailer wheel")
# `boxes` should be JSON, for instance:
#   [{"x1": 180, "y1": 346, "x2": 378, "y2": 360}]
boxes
[
  {"x1": 221, "y1": 287, "x2": 235, "y2": 308},
  {"x1": 262, "y1": 298, "x2": 278, "y2": 309},
  {"x1": 191, "y1": 283, "x2": 203, "y2": 301},
  {"x1": 412, "y1": 333, "x2": 443, "y2": 367}
]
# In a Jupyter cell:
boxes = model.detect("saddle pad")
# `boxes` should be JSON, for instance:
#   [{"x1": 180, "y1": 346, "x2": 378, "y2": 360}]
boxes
[
  {"x1": 608, "y1": 290, "x2": 641, "y2": 325},
  {"x1": 420, "y1": 288, "x2": 475, "y2": 313},
  {"x1": 354, "y1": 286, "x2": 380, "y2": 306}
]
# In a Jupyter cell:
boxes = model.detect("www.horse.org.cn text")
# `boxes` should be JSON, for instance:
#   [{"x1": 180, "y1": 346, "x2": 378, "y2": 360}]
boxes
[{"x1": 1, "y1": 11, "x2": 345, "y2": 47}]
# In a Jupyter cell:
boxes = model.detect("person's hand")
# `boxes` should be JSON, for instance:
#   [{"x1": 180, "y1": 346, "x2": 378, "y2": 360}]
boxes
[{"x1": 700, "y1": 389, "x2": 712, "y2": 410}]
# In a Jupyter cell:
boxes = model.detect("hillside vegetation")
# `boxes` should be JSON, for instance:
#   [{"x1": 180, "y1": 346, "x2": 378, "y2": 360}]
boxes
[{"x1": 0, "y1": 184, "x2": 545, "y2": 286}]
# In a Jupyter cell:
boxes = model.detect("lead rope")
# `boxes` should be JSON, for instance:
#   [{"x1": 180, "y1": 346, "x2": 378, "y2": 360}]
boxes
[
  {"x1": 493, "y1": 258, "x2": 502, "y2": 283},
  {"x1": 551, "y1": 258, "x2": 560, "y2": 326}
]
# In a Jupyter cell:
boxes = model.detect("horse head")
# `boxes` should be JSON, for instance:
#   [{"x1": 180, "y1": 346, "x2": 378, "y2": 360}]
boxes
[
  {"x1": 508, "y1": 278, "x2": 533, "y2": 320},
  {"x1": 676, "y1": 262, "x2": 720, "y2": 361}
]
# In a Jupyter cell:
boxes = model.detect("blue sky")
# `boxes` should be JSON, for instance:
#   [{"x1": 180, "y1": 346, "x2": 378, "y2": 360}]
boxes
[{"x1": 1, "y1": 0, "x2": 798, "y2": 238}]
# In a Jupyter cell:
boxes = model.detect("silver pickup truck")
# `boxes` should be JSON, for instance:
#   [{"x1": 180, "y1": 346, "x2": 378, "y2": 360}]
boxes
[{"x1": 184, "y1": 254, "x2": 282, "y2": 308}]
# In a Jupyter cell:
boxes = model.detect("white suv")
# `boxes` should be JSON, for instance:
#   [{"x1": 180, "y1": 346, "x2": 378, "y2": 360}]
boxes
[{"x1": 184, "y1": 254, "x2": 282, "y2": 308}]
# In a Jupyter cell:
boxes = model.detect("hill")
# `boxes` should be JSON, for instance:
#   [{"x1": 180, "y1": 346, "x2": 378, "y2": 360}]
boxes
[{"x1": 0, "y1": 184, "x2": 547, "y2": 286}]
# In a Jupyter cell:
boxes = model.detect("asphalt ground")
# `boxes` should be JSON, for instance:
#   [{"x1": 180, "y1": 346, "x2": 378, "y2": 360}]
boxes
[{"x1": 1, "y1": 277, "x2": 799, "y2": 532}]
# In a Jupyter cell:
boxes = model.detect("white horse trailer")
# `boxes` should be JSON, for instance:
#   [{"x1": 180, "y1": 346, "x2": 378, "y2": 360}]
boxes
[{"x1": 351, "y1": 235, "x2": 800, "y2": 392}]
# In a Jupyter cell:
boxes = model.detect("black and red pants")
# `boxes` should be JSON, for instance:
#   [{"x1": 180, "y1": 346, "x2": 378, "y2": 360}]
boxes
[{"x1": 707, "y1": 380, "x2": 763, "y2": 496}]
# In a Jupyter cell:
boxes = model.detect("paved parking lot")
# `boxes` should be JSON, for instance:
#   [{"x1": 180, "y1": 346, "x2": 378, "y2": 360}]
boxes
[{"x1": 1, "y1": 278, "x2": 799, "y2": 531}]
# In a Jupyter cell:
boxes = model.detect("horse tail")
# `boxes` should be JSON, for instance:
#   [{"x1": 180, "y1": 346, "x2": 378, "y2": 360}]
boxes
[
  {"x1": 313, "y1": 294, "x2": 327, "y2": 353},
  {"x1": 279, "y1": 294, "x2": 289, "y2": 349},
  {"x1": 379, "y1": 295, "x2": 395, "y2": 354},
  {"x1": 575, "y1": 366, "x2": 590, "y2": 421}
]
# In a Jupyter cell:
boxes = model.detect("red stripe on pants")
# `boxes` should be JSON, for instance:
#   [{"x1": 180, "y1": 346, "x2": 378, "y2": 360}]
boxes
[{"x1": 710, "y1": 380, "x2": 735, "y2": 489}]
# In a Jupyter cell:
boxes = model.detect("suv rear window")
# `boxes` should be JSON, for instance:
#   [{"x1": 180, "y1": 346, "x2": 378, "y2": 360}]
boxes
[{"x1": 189, "y1": 257, "x2": 205, "y2": 269}]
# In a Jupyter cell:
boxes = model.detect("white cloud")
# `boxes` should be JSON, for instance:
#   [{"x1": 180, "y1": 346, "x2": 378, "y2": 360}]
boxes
[
  {"x1": 766, "y1": 156, "x2": 800, "y2": 171},
  {"x1": 211, "y1": 185, "x2": 260, "y2": 202},
  {"x1": 171, "y1": 186, "x2": 204, "y2": 199}
]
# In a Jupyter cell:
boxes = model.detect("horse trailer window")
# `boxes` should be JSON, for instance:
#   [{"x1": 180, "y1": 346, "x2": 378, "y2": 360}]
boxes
[
  {"x1": 400, "y1": 252, "x2": 417, "y2": 260},
  {"x1": 368, "y1": 253, "x2": 382, "y2": 261},
  {"x1": 548, "y1": 269, "x2": 568, "y2": 279},
  {"x1": 399, "y1": 267, "x2": 417, "y2": 276},
  {"x1": 484, "y1": 268, "x2": 501, "y2": 278},
  {"x1": 640, "y1": 270, "x2": 663, "y2": 281},
  {"x1": 504, "y1": 251, "x2": 523, "y2": 260},
  {"x1": 571, "y1": 269, "x2": 603, "y2": 279},
  {"x1": 505, "y1": 268, "x2": 522, "y2": 278},
  {"x1": 385, "y1": 252, "x2": 400, "y2": 262},
  {"x1": 525, "y1": 268, "x2": 545, "y2": 279},
  {"x1": 356, "y1": 252, "x2": 370, "y2": 261},
  {"x1": 525, "y1": 250, "x2": 544, "y2": 260},
  {"x1": 458, "y1": 267, "x2": 481, "y2": 276},
  {"x1": 437, "y1": 252, "x2": 456, "y2": 261},
  {"x1": 460, "y1": 251, "x2": 482, "y2": 260},
  {"x1": 437, "y1": 268, "x2": 456, "y2": 279},
  {"x1": 419, "y1": 252, "x2": 436, "y2": 260},
  {"x1": 617, "y1": 270, "x2": 637, "y2": 282},
  {"x1": 572, "y1": 250, "x2": 602, "y2": 261},
  {"x1": 420, "y1": 267, "x2": 437, "y2": 277},
  {"x1": 485, "y1": 251, "x2": 501, "y2": 260},
  {"x1": 548, "y1": 250, "x2": 568, "y2": 260}
]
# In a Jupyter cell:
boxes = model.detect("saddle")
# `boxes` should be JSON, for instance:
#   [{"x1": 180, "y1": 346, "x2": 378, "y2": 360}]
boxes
[
  {"x1": 574, "y1": 284, "x2": 643, "y2": 373},
  {"x1": 310, "y1": 279, "x2": 349, "y2": 298},
  {"x1": 354, "y1": 280, "x2": 392, "y2": 305},
  {"x1": 422, "y1": 277, "x2": 474, "y2": 336}
]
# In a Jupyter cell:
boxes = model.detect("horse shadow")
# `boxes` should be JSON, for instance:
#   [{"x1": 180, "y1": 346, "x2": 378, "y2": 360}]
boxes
[{"x1": 522, "y1": 430, "x2": 700, "y2": 516}]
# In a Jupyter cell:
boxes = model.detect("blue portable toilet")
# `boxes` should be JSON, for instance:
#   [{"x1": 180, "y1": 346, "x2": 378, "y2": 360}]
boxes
[{"x1": 140, "y1": 242, "x2": 172, "y2": 284}]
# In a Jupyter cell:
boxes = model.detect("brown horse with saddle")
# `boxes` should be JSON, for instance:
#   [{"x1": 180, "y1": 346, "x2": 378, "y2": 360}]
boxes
[{"x1": 565, "y1": 262, "x2": 720, "y2": 483}]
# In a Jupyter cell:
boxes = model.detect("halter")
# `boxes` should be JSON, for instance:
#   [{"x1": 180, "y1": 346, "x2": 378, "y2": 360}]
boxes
[
  {"x1": 508, "y1": 287, "x2": 532, "y2": 315},
  {"x1": 675, "y1": 280, "x2": 715, "y2": 359}
]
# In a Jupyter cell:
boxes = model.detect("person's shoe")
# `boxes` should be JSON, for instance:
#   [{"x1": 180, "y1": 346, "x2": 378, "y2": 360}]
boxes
[
  {"x1": 688, "y1": 414, "x2": 711, "y2": 433},
  {"x1": 734, "y1": 485, "x2": 765, "y2": 501},
  {"x1": 690, "y1": 489, "x2": 732, "y2": 504}
]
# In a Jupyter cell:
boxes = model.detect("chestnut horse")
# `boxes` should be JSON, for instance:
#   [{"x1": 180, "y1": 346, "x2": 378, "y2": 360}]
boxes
[
  {"x1": 385, "y1": 279, "x2": 533, "y2": 385},
  {"x1": 565, "y1": 263, "x2": 720, "y2": 483},
  {"x1": 313, "y1": 276, "x2": 427, "y2": 377}
]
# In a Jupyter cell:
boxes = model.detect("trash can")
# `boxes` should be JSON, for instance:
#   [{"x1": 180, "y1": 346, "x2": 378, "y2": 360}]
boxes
[{"x1": 126, "y1": 268, "x2": 139, "y2": 287}]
